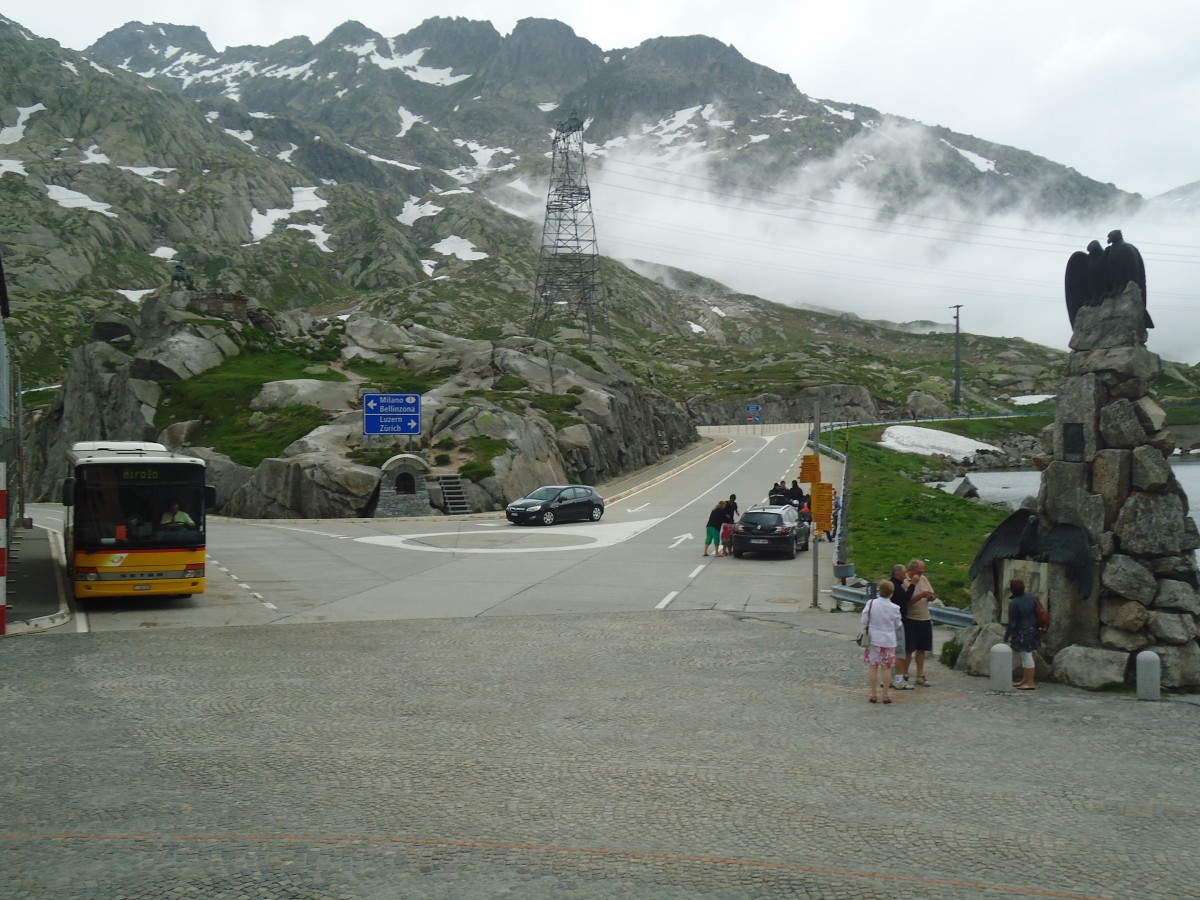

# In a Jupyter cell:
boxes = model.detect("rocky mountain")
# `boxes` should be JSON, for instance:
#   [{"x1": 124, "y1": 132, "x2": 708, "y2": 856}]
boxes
[{"x1": 5, "y1": 13, "x2": 1199, "y2": 516}]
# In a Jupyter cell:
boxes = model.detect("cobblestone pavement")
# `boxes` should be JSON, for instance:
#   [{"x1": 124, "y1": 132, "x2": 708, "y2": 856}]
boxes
[{"x1": 3, "y1": 611, "x2": 1198, "y2": 898}]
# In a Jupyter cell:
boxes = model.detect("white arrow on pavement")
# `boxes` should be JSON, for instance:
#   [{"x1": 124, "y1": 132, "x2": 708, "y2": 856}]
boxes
[
  {"x1": 626, "y1": 503, "x2": 649, "y2": 512},
  {"x1": 670, "y1": 533, "x2": 693, "y2": 548}
]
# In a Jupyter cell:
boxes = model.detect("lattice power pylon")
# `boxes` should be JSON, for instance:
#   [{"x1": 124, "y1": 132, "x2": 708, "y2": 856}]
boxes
[{"x1": 530, "y1": 113, "x2": 605, "y2": 347}]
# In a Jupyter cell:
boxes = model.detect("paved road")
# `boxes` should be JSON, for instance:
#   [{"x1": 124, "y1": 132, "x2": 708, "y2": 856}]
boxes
[
  {"x1": 7, "y1": 431, "x2": 1200, "y2": 897},
  {"x1": 4, "y1": 609, "x2": 1198, "y2": 898},
  {"x1": 39, "y1": 430, "x2": 840, "y2": 632}
]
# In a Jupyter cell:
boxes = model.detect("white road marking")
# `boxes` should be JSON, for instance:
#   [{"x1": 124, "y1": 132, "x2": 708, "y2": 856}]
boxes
[
  {"x1": 263, "y1": 601, "x2": 276, "y2": 610},
  {"x1": 626, "y1": 503, "x2": 649, "y2": 512},
  {"x1": 258, "y1": 524, "x2": 352, "y2": 539},
  {"x1": 356, "y1": 518, "x2": 666, "y2": 553},
  {"x1": 656, "y1": 591, "x2": 678, "y2": 610},
  {"x1": 689, "y1": 564, "x2": 705, "y2": 578},
  {"x1": 670, "y1": 533, "x2": 692, "y2": 548}
]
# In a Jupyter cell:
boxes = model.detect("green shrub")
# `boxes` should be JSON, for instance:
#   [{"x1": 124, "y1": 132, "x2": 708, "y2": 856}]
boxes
[
  {"x1": 940, "y1": 636, "x2": 963, "y2": 669},
  {"x1": 434, "y1": 453, "x2": 451, "y2": 466},
  {"x1": 154, "y1": 348, "x2": 344, "y2": 465},
  {"x1": 459, "y1": 435, "x2": 511, "y2": 483},
  {"x1": 493, "y1": 374, "x2": 528, "y2": 392}
]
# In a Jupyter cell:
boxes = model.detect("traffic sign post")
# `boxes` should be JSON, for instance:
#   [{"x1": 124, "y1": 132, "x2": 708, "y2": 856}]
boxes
[{"x1": 363, "y1": 393, "x2": 422, "y2": 436}]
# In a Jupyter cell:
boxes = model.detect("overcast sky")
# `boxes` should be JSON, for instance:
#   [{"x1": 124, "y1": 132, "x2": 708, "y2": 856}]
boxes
[
  {"x1": 7, "y1": 0, "x2": 1199, "y2": 198},
  {"x1": 5, "y1": 1, "x2": 1199, "y2": 364}
]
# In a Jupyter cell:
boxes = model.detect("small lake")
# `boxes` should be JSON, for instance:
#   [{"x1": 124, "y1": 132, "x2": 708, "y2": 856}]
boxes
[{"x1": 940, "y1": 458, "x2": 1200, "y2": 510}]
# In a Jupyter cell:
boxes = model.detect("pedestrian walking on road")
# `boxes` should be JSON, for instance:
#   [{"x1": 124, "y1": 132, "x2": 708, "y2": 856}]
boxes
[
  {"x1": 903, "y1": 558, "x2": 936, "y2": 686},
  {"x1": 704, "y1": 500, "x2": 727, "y2": 557},
  {"x1": 862, "y1": 580, "x2": 903, "y2": 704},
  {"x1": 1004, "y1": 578, "x2": 1042, "y2": 690},
  {"x1": 726, "y1": 493, "x2": 739, "y2": 520}
]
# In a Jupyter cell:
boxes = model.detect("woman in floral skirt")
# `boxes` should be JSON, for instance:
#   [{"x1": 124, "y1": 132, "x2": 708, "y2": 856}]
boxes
[{"x1": 861, "y1": 580, "x2": 903, "y2": 703}]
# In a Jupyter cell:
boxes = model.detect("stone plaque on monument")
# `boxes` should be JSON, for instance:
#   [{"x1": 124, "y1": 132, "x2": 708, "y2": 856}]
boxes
[{"x1": 1062, "y1": 423, "x2": 1086, "y2": 461}]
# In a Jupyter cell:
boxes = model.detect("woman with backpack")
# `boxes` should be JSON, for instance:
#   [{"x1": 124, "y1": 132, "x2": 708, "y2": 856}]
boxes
[{"x1": 1004, "y1": 578, "x2": 1042, "y2": 690}]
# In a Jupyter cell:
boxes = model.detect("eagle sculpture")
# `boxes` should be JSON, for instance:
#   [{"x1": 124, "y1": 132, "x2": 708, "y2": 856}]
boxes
[
  {"x1": 969, "y1": 509, "x2": 1094, "y2": 599},
  {"x1": 1064, "y1": 230, "x2": 1152, "y2": 328}
]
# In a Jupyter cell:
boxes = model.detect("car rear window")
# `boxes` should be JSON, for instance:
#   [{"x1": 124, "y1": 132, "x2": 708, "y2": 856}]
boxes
[{"x1": 741, "y1": 512, "x2": 783, "y2": 526}]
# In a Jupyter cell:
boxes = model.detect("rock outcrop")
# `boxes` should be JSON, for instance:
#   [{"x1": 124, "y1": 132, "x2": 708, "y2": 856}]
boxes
[{"x1": 26, "y1": 304, "x2": 699, "y2": 520}]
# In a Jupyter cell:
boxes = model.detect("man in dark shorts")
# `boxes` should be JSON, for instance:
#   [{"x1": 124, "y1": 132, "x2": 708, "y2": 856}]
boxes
[{"x1": 903, "y1": 558, "x2": 935, "y2": 686}]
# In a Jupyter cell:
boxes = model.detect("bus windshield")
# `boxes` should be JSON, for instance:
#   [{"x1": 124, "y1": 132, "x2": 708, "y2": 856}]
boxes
[{"x1": 73, "y1": 462, "x2": 207, "y2": 550}]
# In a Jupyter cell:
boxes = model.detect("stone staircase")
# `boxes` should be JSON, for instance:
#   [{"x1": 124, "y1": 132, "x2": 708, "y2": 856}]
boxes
[{"x1": 433, "y1": 474, "x2": 473, "y2": 515}]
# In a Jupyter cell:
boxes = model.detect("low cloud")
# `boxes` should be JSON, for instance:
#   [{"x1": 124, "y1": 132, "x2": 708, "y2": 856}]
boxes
[{"x1": 566, "y1": 121, "x2": 1200, "y2": 365}]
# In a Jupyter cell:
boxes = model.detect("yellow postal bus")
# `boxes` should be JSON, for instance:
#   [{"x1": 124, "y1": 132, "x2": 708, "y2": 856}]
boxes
[{"x1": 62, "y1": 441, "x2": 217, "y2": 599}]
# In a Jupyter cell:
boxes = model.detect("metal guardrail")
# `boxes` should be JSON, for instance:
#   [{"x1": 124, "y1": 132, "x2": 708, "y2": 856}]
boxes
[{"x1": 829, "y1": 584, "x2": 974, "y2": 628}]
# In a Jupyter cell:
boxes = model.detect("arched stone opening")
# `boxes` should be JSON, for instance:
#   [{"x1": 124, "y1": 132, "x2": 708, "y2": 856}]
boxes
[{"x1": 376, "y1": 454, "x2": 434, "y2": 517}]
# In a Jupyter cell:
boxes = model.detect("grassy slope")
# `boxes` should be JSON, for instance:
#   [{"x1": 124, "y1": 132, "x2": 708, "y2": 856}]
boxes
[{"x1": 841, "y1": 416, "x2": 1057, "y2": 607}]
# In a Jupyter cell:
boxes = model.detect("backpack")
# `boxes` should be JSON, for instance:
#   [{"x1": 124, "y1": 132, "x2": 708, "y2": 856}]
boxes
[{"x1": 1032, "y1": 595, "x2": 1049, "y2": 630}]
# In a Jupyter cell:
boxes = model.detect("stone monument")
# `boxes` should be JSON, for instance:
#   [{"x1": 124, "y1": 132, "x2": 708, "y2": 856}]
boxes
[{"x1": 956, "y1": 283, "x2": 1200, "y2": 690}]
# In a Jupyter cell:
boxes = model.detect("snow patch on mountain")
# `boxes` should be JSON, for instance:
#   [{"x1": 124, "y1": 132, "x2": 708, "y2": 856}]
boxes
[
  {"x1": 0, "y1": 103, "x2": 47, "y2": 144},
  {"x1": 47, "y1": 184, "x2": 117, "y2": 217},
  {"x1": 430, "y1": 236, "x2": 487, "y2": 261},
  {"x1": 941, "y1": 139, "x2": 996, "y2": 173}
]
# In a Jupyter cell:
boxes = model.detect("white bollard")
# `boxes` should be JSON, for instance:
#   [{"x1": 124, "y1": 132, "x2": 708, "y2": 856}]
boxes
[
  {"x1": 990, "y1": 642, "x2": 1014, "y2": 692},
  {"x1": 1136, "y1": 650, "x2": 1161, "y2": 701}
]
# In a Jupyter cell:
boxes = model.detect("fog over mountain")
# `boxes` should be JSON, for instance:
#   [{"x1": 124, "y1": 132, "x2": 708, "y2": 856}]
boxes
[{"x1": 2, "y1": 11, "x2": 1198, "y2": 371}]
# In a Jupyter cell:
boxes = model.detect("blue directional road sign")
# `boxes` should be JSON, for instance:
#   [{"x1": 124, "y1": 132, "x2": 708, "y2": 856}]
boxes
[
  {"x1": 363, "y1": 392, "x2": 421, "y2": 435},
  {"x1": 746, "y1": 404, "x2": 762, "y2": 412}
]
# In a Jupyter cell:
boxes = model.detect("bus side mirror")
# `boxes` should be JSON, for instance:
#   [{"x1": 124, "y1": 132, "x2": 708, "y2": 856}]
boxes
[
  {"x1": 62, "y1": 478, "x2": 76, "y2": 507},
  {"x1": 205, "y1": 484, "x2": 217, "y2": 509}
]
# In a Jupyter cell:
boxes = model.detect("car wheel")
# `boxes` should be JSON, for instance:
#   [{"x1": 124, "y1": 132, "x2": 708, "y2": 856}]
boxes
[
  {"x1": 787, "y1": 540, "x2": 797, "y2": 560},
  {"x1": 733, "y1": 549, "x2": 743, "y2": 558},
  {"x1": 540, "y1": 510, "x2": 557, "y2": 526},
  {"x1": 589, "y1": 505, "x2": 604, "y2": 522},
  {"x1": 800, "y1": 539, "x2": 809, "y2": 551}
]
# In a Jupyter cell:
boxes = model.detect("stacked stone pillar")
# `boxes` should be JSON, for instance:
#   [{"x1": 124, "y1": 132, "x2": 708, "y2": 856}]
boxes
[{"x1": 1039, "y1": 285, "x2": 1200, "y2": 689}]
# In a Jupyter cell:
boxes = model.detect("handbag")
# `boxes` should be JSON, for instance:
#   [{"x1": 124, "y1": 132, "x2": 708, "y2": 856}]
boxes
[
  {"x1": 856, "y1": 599, "x2": 872, "y2": 647},
  {"x1": 1033, "y1": 594, "x2": 1049, "y2": 630}
]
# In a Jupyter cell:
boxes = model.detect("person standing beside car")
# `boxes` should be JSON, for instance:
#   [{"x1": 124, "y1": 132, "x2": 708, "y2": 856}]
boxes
[{"x1": 704, "y1": 500, "x2": 727, "y2": 557}]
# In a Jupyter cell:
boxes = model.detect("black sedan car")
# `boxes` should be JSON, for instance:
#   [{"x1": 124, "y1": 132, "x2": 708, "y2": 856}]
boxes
[
  {"x1": 731, "y1": 504, "x2": 810, "y2": 559},
  {"x1": 506, "y1": 485, "x2": 605, "y2": 526}
]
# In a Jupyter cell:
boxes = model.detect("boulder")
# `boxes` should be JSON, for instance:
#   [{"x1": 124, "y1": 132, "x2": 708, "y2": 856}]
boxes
[
  {"x1": 1114, "y1": 493, "x2": 1189, "y2": 556},
  {"x1": 1100, "y1": 554, "x2": 1156, "y2": 606},
  {"x1": 1051, "y1": 645, "x2": 1130, "y2": 690},
  {"x1": 222, "y1": 453, "x2": 381, "y2": 518},
  {"x1": 906, "y1": 390, "x2": 949, "y2": 418},
  {"x1": 1131, "y1": 445, "x2": 1173, "y2": 492},
  {"x1": 1099, "y1": 626, "x2": 1153, "y2": 652},
  {"x1": 92, "y1": 311, "x2": 139, "y2": 345},
  {"x1": 131, "y1": 331, "x2": 235, "y2": 381},
  {"x1": 1100, "y1": 597, "x2": 1150, "y2": 631},
  {"x1": 1069, "y1": 285, "x2": 1149, "y2": 351},
  {"x1": 1153, "y1": 579, "x2": 1200, "y2": 616},
  {"x1": 1147, "y1": 611, "x2": 1197, "y2": 645},
  {"x1": 251, "y1": 379, "x2": 361, "y2": 412},
  {"x1": 1155, "y1": 642, "x2": 1200, "y2": 690},
  {"x1": 1099, "y1": 399, "x2": 1148, "y2": 449}
]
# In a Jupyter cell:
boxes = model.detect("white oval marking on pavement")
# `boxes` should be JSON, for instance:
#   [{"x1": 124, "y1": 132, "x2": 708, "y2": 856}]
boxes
[{"x1": 356, "y1": 518, "x2": 666, "y2": 553}]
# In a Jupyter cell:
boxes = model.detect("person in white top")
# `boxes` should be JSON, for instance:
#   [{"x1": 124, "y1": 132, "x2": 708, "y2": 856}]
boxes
[{"x1": 861, "y1": 580, "x2": 903, "y2": 704}]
